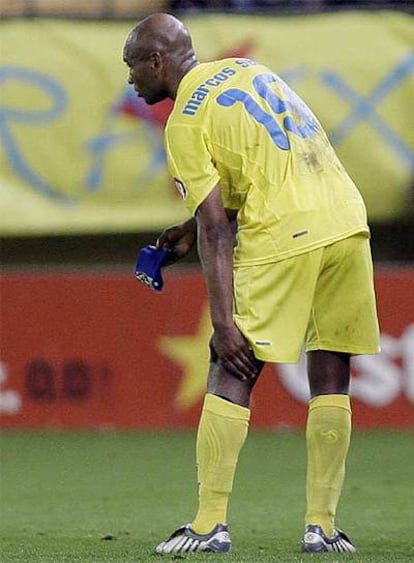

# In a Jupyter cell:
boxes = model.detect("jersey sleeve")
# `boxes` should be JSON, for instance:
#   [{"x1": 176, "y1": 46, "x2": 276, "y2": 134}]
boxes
[{"x1": 165, "y1": 123, "x2": 220, "y2": 215}]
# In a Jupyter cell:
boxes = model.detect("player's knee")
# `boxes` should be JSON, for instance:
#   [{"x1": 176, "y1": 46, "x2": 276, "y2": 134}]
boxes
[{"x1": 206, "y1": 361, "x2": 259, "y2": 407}]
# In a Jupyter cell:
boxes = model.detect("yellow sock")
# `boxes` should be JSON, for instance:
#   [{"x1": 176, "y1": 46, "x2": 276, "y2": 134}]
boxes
[
  {"x1": 305, "y1": 394, "x2": 351, "y2": 537},
  {"x1": 191, "y1": 393, "x2": 250, "y2": 534}
]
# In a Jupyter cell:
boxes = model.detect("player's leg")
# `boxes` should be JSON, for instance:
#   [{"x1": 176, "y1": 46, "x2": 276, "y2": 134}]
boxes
[
  {"x1": 307, "y1": 349, "x2": 350, "y2": 397},
  {"x1": 303, "y1": 359, "x2": 355, "y2": 553},
  {"x1": 302, "y1": 235, "x2": 380, "y2": 553},
  {"x1": 304, "y1": 350, "x2": 352, "y2": 539},
  {"x1": 191, "y1": 347, "x2": 263, "y2": 534},
  {"x1": 155, "y1": 355, "x2": 263, "y2": 554}
]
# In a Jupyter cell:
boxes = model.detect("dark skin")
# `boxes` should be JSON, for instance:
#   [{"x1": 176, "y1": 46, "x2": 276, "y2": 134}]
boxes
[{"x1": 123, "y1": 13, "x2": 350, "y2": 408}]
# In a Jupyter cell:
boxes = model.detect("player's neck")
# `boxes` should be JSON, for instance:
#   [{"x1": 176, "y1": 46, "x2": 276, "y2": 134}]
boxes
[{"x1": 170, "y1": 55, "x2": 199, "y2": 100}]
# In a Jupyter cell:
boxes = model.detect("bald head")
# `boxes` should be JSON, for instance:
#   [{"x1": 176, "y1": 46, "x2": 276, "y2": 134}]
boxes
[
  {"x1": 124, "y1": 13, "x2": 193, "y2": 65},
  {"x1": 123, "y1": 13, "x2": 197, "y2": 104}
]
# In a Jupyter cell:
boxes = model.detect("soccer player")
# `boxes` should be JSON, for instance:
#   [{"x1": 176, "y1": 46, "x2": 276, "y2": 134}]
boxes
[{"x1": 123, "y1": 13, "x2": 380, "y2": 555}]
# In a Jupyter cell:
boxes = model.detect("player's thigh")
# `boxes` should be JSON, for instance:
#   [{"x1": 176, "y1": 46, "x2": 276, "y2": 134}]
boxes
[
  {"x1": 305, "y1": 234, "x2": 380, "y2": 355},
  {"x1": 233, "y1": 251, "x2": 323, "y2": 363}
]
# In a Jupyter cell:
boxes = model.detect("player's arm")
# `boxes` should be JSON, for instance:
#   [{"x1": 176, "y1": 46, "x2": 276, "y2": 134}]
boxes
[
  {"x1": 156, "y1": 217, "x2": 197, "y2": 265},
  {"x1": 163, "y1": 122, "x2": 241, "y2": 261},
  {"x1": 196, "y1": 185, "x2": 257, "y2": 381},
  {"x1": 156, "y1": 211, "x2": 237, "y2": 266}
]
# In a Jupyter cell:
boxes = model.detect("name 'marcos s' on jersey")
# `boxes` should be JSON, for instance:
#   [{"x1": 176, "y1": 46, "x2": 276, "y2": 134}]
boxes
[{"x1": 164, "y1": 58, "x2": 369, "y2": 267}]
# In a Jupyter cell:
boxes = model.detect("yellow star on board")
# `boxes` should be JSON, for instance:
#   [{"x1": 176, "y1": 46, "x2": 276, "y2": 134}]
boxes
[{"x1": 158, "y1": 305, "x2": 212, "y2": 411}]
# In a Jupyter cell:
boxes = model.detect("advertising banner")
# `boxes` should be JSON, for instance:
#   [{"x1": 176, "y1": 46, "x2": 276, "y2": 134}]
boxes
[
  {"x1": 1, "y1": 12, "x2": 413, "y2": 235},
  {"x1": 1, "y1": 267, "x2": 413, "y2": 430}
]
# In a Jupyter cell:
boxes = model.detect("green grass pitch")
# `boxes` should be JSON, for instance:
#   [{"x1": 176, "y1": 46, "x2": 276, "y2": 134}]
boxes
[{"x1": 1, "y1": 430, "x2": 413, "y2": 562}]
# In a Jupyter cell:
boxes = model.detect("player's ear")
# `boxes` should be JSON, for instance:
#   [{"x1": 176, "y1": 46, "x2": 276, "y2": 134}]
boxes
[{"x1": 149, "y1": 51, "x2": 162, "y2": 71}]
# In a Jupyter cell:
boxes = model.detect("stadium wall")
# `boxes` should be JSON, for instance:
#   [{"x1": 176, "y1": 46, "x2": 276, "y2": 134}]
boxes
[{"x1": 1, "y1": 267, "x2": 413, "y2": 430}]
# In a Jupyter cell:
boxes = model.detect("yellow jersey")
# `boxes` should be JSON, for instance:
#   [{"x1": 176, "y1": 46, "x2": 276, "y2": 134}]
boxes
[{"x1": 165, "y1": 58, "x2": 369, "y2": 266}]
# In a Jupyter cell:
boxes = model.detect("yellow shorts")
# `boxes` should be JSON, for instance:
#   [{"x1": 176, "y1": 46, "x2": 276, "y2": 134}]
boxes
[{"x1": 233, "y1": 234, "x2": 380, "y2": 363}]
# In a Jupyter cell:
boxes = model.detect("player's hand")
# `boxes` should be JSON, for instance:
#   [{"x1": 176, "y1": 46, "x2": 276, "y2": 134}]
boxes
[
  {"x1": 156, "y1": 222, "x2": 196, "y2": 266},
  {"x1": 211, "y1": 323, "x2": 258, "y2": 382}
]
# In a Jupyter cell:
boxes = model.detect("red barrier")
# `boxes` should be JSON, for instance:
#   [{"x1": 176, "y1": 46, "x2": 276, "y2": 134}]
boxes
[{"x1": 1, "y1": 267, "x2": 413, "y2": 429}]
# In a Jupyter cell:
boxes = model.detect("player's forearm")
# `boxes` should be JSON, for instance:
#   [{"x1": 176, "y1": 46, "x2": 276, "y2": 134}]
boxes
[{"x1": 197, "y1": 220, "x2": 234, "y2": 329}]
